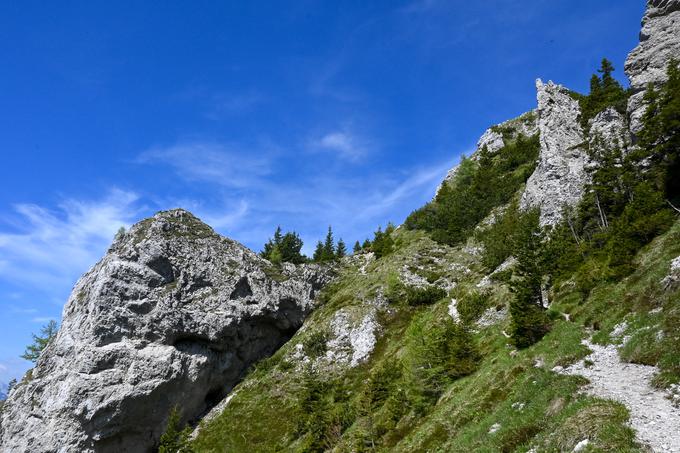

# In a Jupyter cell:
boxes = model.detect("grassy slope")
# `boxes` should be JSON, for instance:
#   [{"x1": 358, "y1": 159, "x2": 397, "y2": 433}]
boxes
[{"x1": 191, "y1": 219, "x2": 680, "y2": 452}]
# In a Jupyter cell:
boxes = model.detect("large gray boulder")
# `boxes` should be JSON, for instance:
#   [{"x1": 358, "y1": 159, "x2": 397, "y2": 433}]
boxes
[
  {"x1": 625, "y1": 0, "x2": 680, "y2": 134},
  {"x1": 0, "y1": 209, "x2": 333, "y2": 453},
  {"x1": 520, "y1": 80, "x2": 589, "y2": 226}
]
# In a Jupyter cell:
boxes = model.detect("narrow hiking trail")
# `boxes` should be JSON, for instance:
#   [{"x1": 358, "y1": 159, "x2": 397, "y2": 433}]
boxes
[{"x1": 564, "y1": 339, "x2": 680, "y2": 453}]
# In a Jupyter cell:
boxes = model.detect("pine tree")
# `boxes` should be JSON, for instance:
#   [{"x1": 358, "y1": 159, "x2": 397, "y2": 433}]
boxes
[
  {"x1": 158, "y1": 407, "x2": 193, "y2": 453},
  {"x1": 279, "y1": 232, "x2": 305, "y2": 264},
  {"x1": 353, "y1": 240, "x2": 361, "y2": 254},
  {"x1": 261, "y1": 227, "x2": 306, "y2": 264},
  {"x1": 336, "y1": 239, "x2": 347, "y2": 259},
  {"x1": 321, "y1": 226, "x2": 335, "y2": 262},
  {"x1": 371, "y1": 225, "x2": 395, "y2": 258},
  {"x1": 508, "y1": 209, "x2": 550, "y2": 348},
  {"x1": 580, "y1": 58, "x2": 629, "y2": 127},
  {"x1": 313, "y1": 241, "x2": 324, "y2": 262},
  {"x1": 21, "y1": 320, "x2": 58, "y2": 363}
]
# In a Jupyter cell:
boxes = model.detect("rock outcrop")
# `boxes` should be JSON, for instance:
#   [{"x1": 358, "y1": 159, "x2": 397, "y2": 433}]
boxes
[
  {"x1": 588, "y1": 107, "x2": 630, "y2": 154},
  {"x1": 0, "y1": 209, "x2": 333, "y2": 453},
  {"x1": 436, "y1": 111, "x2": 538, "y2": 195},
  {"x1": 625, "y1": 0, "x2": 680, "y2": 134},
  {"x1": 520, "y1": 80, "x2": 589, "y2": 226}
]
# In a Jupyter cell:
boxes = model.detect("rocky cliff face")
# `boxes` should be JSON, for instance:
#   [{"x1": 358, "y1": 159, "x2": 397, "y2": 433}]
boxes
[
  {"x1": 519, "y1": 80, "x2": 589, "y2": 226},
  {"x1": 625, "y1": 0, "x2": 680, "y2": 134},
  {"x1": 437, "y1": 1, "x2": 680, "y2": 226},
  {"x1": 0, "y1": 209, "x2": 333, "y2": 453}
]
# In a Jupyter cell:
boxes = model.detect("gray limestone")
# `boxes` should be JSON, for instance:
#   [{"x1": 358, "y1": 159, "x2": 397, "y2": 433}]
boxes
[{"x1": 0, "y1": 209, "x2": 332, "y2": 453}]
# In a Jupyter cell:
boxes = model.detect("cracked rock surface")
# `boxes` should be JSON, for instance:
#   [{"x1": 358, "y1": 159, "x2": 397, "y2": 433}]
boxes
[
  {"x1": 625, "y1": 0, "x2": 680, "y2": 134},
  {"x1": 520, "y1": 80, "x2": 589, "y2": 226},
  {"x1": 0, "y1": 209, "x2": 333, "y2": 453}
]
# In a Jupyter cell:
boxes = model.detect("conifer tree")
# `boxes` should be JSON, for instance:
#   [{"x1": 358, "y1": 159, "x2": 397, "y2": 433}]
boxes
[
  {"x1": 158, "y1": 407, "x2": 193, "y2": 453},
  {"x1": 312, "y1": 241, "x2": 324, "y2": 262},
  {"x1": 580, "y1": 58, "x2": 628, "y2": 127},
  {"x1": 353, "y1": 240, "x2": 361, "y2": 254},
  {"x1": 321, "y1": 226, "x2": 335, "y2": 262},
  {"x1": 508, "y1": 209, "x2": 550, "y2": 348},
  {"x1": 261, "y1": 227, "x2": 306, "y2": 264},
  {"x1": 336, "y1": 239, "x2": 347, "y2": 259},
  {"x1": 21, "y1": 320, "x2": 58, "y2": 362}
]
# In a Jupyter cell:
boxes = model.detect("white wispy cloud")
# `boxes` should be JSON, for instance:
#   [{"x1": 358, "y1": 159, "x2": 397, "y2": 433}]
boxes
[
  {"x1": 360, "y1": 160, "x2": 454, "y2": 219},
  {"x1": 0, "y1": 188, "x2": 142, "y2": 294},
  {"x1": 133, "y1": 138, "x2": 455, "y2": 256},
  {"x1": 31, "y1": 316, "x2": 57, "y2": 324},
  {"x1": 137, "y1": 142, "x2": 273, "y2": 189},
  {"x1": 309, "y1": 130, "x2": 373, "y2": 162}
]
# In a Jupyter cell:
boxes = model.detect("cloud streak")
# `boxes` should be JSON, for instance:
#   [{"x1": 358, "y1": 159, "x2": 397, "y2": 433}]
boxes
[
  {"x1": 137, "y1": 142, "x2": 273, "y2": 189},
  {"x1": 136, "y1": 138, "x2": 454, "y2": 255},
  {"x1": 0, "y1": 188, "x2": 143, "y2": 295},
  {"x1": 309, "y1": 130, "x2": 372, "y2": 162}
]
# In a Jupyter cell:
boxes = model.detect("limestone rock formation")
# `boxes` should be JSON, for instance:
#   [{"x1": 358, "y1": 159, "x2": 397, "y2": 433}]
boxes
[
  {"x1": 588, "y1": 107, "x2": 630, "y2": 155},
  {"x1": 0, "y1": 209, "x2": 333, "y2": 453},
  {"x1": 436, "y1": 111, "x2": 537, "y2": 195},
  {"x1": 625, "y1": 0, "x2": 680, "y2": 134},
  {"x1": 520, "y1": 80, "x2": 589, "y2": 226}
]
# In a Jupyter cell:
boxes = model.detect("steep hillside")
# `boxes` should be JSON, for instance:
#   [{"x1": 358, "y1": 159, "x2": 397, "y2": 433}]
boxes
[{"x1": 191, "y1": 220, "x2": 680, "y2": 452}]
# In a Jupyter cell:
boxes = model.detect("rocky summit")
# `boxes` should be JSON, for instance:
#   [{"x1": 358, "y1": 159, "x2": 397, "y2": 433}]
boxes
[{"x1": 0, "y1": 209, "x2": 332, "y2": 452}]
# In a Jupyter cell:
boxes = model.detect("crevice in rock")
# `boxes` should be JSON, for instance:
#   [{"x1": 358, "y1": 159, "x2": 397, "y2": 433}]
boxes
[
  {"x1": 229, "y1": 276, "x2": 253, "y2": 300},
  {"x1": 172, "y1": 334, "x2": 224, "y2": 354},
  {"x1": 146, "y1": 256, "x2": 175, "y2": 285}
]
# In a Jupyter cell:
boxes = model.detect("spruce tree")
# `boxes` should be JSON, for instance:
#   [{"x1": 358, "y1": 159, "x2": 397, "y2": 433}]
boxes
[
  {"x1": 580, "y1": 58, "x2": 628, "y2": 127},
  {"x1": 508, "y1": 209, "x2": 550, "y2": 348},
  {"x1": 321, "y1": 226, "x2": 335, "y2": 262},
  {"x1": 336, "y1": 239, "x2": 347, "y2": 259},
  {"x1": 279, "y1": 232, "x2": 305, "y2": 264},
  {"x1": 262, "y1": 227, "x2": 306, "y2": 264},
  {"x1": 312, "y1": 241, "x2": 324, "y2": 262},
  {"x1": 638, "y1": 59, "x2": 680, "y2": 203},
  {"x1": 353, "y1": 240, "x2": 361, "y2": 254}
]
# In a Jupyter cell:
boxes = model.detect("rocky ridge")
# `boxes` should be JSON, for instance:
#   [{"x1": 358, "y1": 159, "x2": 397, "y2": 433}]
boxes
[
  {"x1": 0, "y1": 209, "x2": 333, "y2": 453},
  {"x1": 625, "y1": 0, "x2": 680, "y2": 134}
]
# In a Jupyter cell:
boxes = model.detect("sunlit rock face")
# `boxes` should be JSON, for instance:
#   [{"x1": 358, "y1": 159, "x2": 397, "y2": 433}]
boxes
[
  {"x1": 520, "y1": 80, "x2": 589, "y2": 226},
  {"x1": 625, "y1": 0, "x2": 680, "y2": 134},
  {"x1": 0, "y1": 209, "x2": 333, "y2": 453}
]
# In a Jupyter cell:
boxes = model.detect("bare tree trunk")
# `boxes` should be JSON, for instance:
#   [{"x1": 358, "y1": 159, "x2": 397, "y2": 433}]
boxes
[
  {"x1": 595, "y1": 191, "x2": 608, "y2": 229},
  {"x1": 667, "y1": 199, "x2": 680, "y2": 214}
]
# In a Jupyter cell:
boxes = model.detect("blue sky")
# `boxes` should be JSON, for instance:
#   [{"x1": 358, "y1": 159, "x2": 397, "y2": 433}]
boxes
[{"x1": 0, "y1": 0, "x2": 644, "y2": 382}]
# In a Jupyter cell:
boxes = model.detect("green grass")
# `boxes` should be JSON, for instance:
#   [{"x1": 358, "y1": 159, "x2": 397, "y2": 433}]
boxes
[{"x1": 191, "y1": 221, "x2": 680, "y2": 453}]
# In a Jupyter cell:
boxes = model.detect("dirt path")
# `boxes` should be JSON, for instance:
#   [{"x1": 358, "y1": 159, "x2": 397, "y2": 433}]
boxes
[{"x1": 564, "y1": 340, "x2": 680, "y2": 453}]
